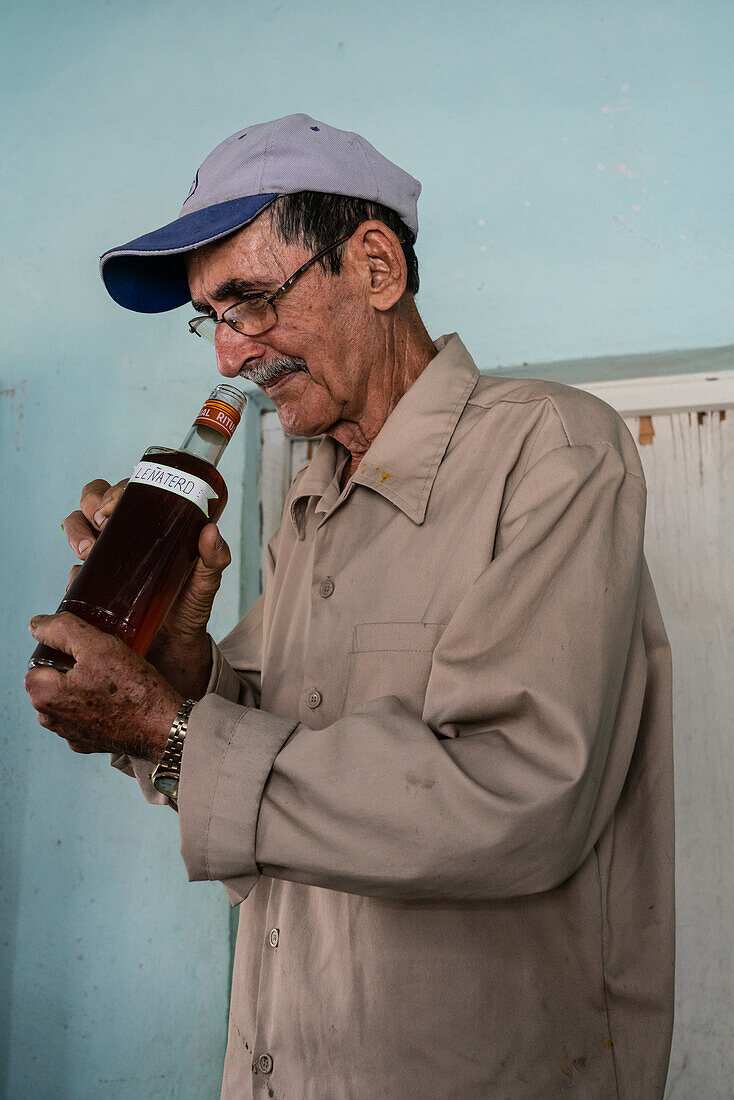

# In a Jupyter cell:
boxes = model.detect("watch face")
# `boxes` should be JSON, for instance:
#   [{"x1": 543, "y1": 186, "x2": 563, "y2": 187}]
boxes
[{"x1": 153, "y1": 773, "x2": 179, "y2": 799}]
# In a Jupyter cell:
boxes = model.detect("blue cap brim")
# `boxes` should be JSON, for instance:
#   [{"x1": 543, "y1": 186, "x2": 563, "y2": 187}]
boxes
[{"x1": 99, "y1": 193, "x2": 279, "y2": 313}]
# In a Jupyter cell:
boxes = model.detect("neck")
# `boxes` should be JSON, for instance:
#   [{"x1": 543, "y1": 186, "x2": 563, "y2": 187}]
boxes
[{"x1": 332, "y1": 305, "x2": 436, "y2": 482}]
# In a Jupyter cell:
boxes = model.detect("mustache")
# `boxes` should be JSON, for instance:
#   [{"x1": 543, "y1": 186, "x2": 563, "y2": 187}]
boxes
[{"x1": 239, "y1": 356, "x2": 308, "y2": 387}]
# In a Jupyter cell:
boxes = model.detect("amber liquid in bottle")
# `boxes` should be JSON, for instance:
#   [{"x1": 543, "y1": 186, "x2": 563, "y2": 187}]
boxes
[{"x1": 29, "y1": 385, "x2": 246, "y2": 674}]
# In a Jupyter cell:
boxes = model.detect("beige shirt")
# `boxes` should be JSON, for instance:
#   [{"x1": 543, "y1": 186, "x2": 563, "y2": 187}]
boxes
[{"x1": 122, "y1": 333, "x2": 675, "y2": 1098}]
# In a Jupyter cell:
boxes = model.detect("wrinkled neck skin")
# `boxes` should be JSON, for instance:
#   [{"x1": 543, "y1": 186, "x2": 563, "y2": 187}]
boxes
[{"x1": 333, "y1": 298, "x2": 436, "y2": 485}]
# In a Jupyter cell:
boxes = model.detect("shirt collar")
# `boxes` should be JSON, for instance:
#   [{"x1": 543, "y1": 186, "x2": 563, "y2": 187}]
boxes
[
  {"x1": 288, "y1": 436, "x2": 345, "y2": 538},
  {"x1": 289, "y1": 333, "x2": 479, "y2": 535}
]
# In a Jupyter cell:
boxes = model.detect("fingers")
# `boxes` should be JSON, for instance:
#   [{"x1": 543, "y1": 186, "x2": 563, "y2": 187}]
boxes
[
  {"x1": 95, "y1": 479, "x2": 128, "y2": 527},
  {"x1": 198, "y1": 523, "x2": 232, "y2": 571},
  {"x1": 29, "y1": 697, "x2": 98, "y2": 753},
  {"x1": 79, "y1": 478, "x2": 112, "y2": 524},
  {"x1": 67, "y1": 563, "x2": 82, "y2": 591},
  {"x1": 155, "y1": 525, "x2": 231, "y2": 642},
  {"x1": 25, "y1": 664, "x2": 66, "y2": 711},
  {"x1": 66, "y1": 738, "x2": 97, "y2": 754},
  {"x1": 63, "y1": 508, "x2": 100, "y2": 560},
  {"x1": 64, "y1": 478, "x2": 109, "y2": 558},
  {"x1": 24, "y1": 665, "x2": 76, "y2": 740},
  {"x1": 186, "y1": 525, "x2": 232, "y2": 611},
  {"x1": 28, "y1": 611, "x2": 109, "y2": 664},
  {"x1": 63, "y1": 478, "x2": 127, "y2": 560}
]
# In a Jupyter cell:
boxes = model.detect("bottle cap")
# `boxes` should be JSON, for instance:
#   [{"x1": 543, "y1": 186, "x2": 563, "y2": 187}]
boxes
[{"x1": 194, "y1": 384, "x2": 247, "y2": 440}]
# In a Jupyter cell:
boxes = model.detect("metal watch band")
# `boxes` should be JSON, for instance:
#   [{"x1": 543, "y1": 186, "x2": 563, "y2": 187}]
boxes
[{"x1": 151, "y1": 698, "x2": 196, "y2": 797}]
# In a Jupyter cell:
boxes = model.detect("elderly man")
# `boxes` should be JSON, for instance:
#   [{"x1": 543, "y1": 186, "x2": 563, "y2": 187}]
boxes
[{"x1": 26, "y1": 115, "x2": 674, "y2": 1098}]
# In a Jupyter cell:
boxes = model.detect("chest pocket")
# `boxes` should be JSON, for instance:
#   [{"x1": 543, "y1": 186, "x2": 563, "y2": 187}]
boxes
[{"x1": 341, "y1": 622, "x2": 445, "y2": 718}]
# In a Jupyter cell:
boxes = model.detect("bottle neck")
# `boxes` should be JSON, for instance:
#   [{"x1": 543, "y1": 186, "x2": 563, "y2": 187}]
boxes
[
  {"x1": 179, "y1": 383, "x2": 247, "y2": 467},
  {"x1": 179, "y1": 422, "x2": 230, "y2": 466}
]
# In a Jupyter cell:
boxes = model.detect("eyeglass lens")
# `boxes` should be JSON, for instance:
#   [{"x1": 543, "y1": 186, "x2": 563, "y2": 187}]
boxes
[{"x1": 191, "y1": 299, "x2": 277, "y2": 342}]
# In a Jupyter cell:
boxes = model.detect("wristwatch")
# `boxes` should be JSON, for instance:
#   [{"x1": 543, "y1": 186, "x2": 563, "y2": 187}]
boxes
[{"x1": 151, "y1": 698, "x2": 197, "y2": 801}]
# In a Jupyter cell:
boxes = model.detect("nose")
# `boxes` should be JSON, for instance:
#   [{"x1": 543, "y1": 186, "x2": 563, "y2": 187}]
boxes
[{"x1": 214, "y1": 324, "x2": 268, "y2": 378}]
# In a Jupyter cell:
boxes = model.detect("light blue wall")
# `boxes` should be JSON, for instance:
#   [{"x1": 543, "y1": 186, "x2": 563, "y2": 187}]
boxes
[{"x1": 1, "y1": 1, "x2": 732, "y2": 1096}]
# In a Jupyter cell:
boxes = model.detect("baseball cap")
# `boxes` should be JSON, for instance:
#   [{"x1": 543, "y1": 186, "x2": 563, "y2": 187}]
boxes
[{"x1": 100, "y1": 113, "x2": 422, "y2": 313}]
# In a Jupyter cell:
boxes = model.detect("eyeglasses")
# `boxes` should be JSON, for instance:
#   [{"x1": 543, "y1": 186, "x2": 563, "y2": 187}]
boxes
[{"x1": 188, "y1": 232, "x2": 353, "y2": 343}]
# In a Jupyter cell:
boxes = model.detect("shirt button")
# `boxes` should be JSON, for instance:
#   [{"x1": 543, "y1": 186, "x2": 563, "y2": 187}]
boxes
[
  {"x1": 269, "y1": 927, "x2": 279, "y2": 948},
  {"x1": 319, "y1": 577, "x2": 335, "y2": 598},
  {"x1": 257, "y1": 1053, "x2": 273, "y2": 1075},
  {"x1": 306, "y1": 689, "x2": 322, "y2": 709}
]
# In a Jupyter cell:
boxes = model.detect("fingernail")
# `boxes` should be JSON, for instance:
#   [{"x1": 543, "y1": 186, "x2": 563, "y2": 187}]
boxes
[
  {"x1": 216, "y1": 534, "x2": 224, "y2": 550},
  {"x1": 78, "y1": 539, "x2": 92, "y2": 555},
  {"x1": 29, "y1": 615, "x2": 42, "y2": 629},
  {"x1": 93, "y1": 510, "x2": 105, "y2": 527}
]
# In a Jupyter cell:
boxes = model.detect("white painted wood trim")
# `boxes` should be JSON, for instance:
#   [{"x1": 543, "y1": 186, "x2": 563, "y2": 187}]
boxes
[{"x1": 572, "y1": 370, "x2": 734, "y2": 417}]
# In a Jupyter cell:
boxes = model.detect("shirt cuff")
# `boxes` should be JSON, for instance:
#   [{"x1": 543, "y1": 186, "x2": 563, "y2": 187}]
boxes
[
  {"x1": 177, "y1": 693, "x2": 299, "y2": 904},
  {"x1": 110, "y1": 753, "x2": 170, "y2": 806},
  {"x1": 205, "y1": 636, "x2": 246, "y2": 702}
]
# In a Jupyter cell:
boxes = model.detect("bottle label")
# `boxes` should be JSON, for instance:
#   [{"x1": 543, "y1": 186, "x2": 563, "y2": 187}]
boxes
[
  {"x1": 129, "y1": 461, "x2": 218, "y2": 516},
  {"x1": 194, "y1": 399, "x2": 241, "y2": 440}
]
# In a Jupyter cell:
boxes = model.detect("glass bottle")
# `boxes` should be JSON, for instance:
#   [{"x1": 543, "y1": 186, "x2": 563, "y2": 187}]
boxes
[{"x1": 29, "y1": 383, "x2": 247, "y2": 673}]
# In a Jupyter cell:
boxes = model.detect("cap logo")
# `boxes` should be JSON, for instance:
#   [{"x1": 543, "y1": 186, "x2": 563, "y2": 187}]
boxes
[
  {"x1": 310, "y1": 126, "x2": 320, "y2": 131},
  {"x1": 238, "y1": 133, "x2": 248, "y2": 140}
]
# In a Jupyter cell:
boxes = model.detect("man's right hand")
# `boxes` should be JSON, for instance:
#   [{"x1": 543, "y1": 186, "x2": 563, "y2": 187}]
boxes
[{"x1": 63, "y1": 478, "x2": 231, "y2": 699}]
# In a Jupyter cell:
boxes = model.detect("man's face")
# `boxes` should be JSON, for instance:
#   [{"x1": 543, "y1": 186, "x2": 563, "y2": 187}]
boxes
[{"x1": 186, "y1": 214, "x2": 378, "y2": 439}]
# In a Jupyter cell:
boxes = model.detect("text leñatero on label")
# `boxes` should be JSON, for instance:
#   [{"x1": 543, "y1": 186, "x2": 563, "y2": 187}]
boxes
[{"x1": 129, "y1": 461, "x2": 218, "y2": 516}]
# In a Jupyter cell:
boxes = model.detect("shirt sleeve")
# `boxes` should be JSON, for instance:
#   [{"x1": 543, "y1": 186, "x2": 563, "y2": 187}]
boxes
[{"x1": 179, "y1": 442, "x2": 650, "y2": 904}]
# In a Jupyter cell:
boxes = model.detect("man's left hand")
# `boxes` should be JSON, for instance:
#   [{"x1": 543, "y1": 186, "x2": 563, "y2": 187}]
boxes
[{"x1": 25, "y1": 612, "x2": 184, "y2": 761}]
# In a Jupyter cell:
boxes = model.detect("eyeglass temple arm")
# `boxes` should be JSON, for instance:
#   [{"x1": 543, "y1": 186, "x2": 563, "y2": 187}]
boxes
[{"x1": 269, "y1": 232, "x2": 354, "y2": 304}]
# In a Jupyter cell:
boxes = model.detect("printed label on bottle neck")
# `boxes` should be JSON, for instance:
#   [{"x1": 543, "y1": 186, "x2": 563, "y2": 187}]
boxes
[
  {"x1": 129, "y1": 461, "x2": 218, "y2": 516},
  {"x1": 194, "y1": 399, "x2": 241, "y2": 440}
]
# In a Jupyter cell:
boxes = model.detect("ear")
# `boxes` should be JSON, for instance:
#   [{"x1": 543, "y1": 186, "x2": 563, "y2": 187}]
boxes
[{"x1": 347, "y1": 220, "x2": 408, "y2": 311}]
